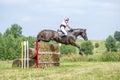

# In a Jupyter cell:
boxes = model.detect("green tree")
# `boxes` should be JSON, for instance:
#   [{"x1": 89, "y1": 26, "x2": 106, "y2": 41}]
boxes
[
  {"x1": 3, "y1": 24, "x2": 22, "y2": 38},
  {"x1": 3, "y1": 35, "x2": 15, "y2": 59},
  {"x1": 0, "y1": 33, "x2": 5, "y2": 60},
  {"x1": 114, "y1": 31, "x2": 120, "y2": 42},
  {"x1": 116, "y1": 42, "x2": 120, "y2": 51},
  {"x1": 81, "y1": 41, "x2": 94, "y2": 55},
  {"x1": 60, "y1": 44, "x2": 77, "y2": 54},
  {"x1": 27, "y1": 36, "x2": 36, "y2": 48},
  {"x1": 1, "y1": 24, "x2": 23, "y2": 60},
  {"x1": 95, "y1": 43, "x2": 99, "y2": 48},
  {"x1": 2, "y1": 34, "x2": 22, "y2": 60},
  {"x1": 105, "y1": 35, "x2": 117, "y2": 52},
  {"x1": 10, "y1": 24, "x2": 22, "y2": 38},
  {"x1": 3, "y1": 28, "x2": 10, "y2": 38}
]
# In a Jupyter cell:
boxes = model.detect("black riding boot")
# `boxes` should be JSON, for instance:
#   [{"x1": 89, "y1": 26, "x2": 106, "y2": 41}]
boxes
[
  {"x1": 60, "y1": 34, "x2": 67, "y2": 38},
  {"x1": 58, "y1": 34, "x2": 66, "y2": 39}
]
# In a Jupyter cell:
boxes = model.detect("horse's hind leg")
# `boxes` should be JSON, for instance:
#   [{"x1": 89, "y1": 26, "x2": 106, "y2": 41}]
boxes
[{"x1": 72, "y1": 42, "x2": 83, "y2": 55}]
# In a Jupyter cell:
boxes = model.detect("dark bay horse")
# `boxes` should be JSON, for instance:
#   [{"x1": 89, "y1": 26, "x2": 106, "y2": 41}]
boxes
[{"x1": 37, "y1": 28, "x2": 88, "y2": 55}]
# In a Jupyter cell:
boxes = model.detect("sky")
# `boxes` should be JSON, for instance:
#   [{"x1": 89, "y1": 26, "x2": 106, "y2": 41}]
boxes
[{"x1": 0, "y1": 0, "x2": 120, "y2": 40}]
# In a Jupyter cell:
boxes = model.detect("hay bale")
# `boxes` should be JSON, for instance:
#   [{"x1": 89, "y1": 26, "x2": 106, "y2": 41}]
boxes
[
  {"x1": 38, "y1": 42, "x2": 60, "y2": 52},
  {"x1": 38, "y1": 53, "x2": 60, "y2": 62},
  {"x1": 12, "y1": 48, "x2": 36, "y2": 68},
  {"x1": 38, "y1": 53, "x2": 60, "y2": 68},
  {"x1": 12, "y1": 59, "x2": 21, "y2": 68},
  {"x1": 29, "y1": 48, "x2": 36, "y2": 59},
  {"x1": 29, "y1": 59, "x2": 36, "y2": 67},
  {"x1": 38, "y1": 42, "x2": 60, "y2": 68},
  {"x1": 12, "y1": 59, "x2": 36, "y2": 68}
]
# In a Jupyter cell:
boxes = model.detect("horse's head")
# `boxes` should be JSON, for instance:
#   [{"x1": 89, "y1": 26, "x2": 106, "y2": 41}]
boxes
[
  {"x1": 80, "y1": 29, "x2": 88, "y2": 40},
  {"x1": 71, "y1": 28, "x2": 88, "y2": 40}
]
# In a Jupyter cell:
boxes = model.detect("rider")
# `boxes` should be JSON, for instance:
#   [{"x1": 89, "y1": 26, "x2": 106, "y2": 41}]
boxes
[{"x1": 60, "y1": 18, "x2": 71, "y2": 37}]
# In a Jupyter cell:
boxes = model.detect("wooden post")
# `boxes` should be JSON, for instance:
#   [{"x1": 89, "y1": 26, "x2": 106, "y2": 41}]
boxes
[
  {"x1": 21, "y1": 41, "x2": 29, "y2": 69},
  {"x1": 26, "y1": 41, "x2": 29, "y2": 68},
  {"x1": 21, "y1": 42, "x2": 24, "y2": 69}
]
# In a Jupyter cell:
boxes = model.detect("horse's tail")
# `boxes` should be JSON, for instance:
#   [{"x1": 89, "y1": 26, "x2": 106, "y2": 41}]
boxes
[
  {"x1": 37, "y1": 30, "x2": 45, "y2": 42},
  {"x1": 37, "y1": 35, "x2": 41, "y2": 42}
]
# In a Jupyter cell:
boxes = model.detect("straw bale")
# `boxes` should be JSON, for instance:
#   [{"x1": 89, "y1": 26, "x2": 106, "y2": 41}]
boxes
[
  {"x1": 12, "y1": 59, "x2": 36, "y2": 68},
  {"x1": 29, "y1": 48, "x2": 36, "y2": 59},
  {"x1": 38, "y1": 42, "x2": 59, "y2": 52},
  {"x1": 12, "y1": 59, "x2": 22, "y2": 68},
  {"x1": 37, "y1": 42, "x2": 60, "y2": 68},
  {"x1": 38, "y1": 53, "x2": 60, "y2": 68}
]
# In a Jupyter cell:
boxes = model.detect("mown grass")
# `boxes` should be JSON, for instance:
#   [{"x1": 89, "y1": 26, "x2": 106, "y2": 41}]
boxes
[
  {"x1": 0, "y1": 40, "x2": 120, "y2": 80},
  {"x1": 0, "y1": 60, "x2": 120, "y2": 80}
]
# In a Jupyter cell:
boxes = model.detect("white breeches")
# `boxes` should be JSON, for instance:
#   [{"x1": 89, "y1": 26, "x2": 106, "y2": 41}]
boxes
[{"x1": 60, "y1": 27, "x2": 67, "y2": 35}]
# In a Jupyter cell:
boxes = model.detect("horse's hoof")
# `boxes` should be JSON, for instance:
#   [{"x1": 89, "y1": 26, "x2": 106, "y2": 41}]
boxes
[{"x1": 79, "y1": 51, "x2": 83, "y2": 56}]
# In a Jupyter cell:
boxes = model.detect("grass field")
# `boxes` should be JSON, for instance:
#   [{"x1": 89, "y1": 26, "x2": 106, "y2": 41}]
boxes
[
  {"x1": 0, "y1": 40, "x2": 120, "y2": 80},
  {"x1": 0, "y1": 61, "x2": 120, "y2": 80}
]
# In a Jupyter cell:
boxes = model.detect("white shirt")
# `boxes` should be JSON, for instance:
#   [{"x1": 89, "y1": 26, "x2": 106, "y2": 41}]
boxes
[{"x1": 61, "y1": 20, "x2": 68, "y2": 26}]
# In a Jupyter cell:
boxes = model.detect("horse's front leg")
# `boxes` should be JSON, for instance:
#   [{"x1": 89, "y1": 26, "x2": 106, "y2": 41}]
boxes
[{"x1": 72, "y1": 42, "x2": 83, "y2": 55}]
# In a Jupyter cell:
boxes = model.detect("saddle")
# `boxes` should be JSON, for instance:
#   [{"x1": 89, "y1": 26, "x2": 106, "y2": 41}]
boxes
[
  {"x1": 57, "y1": 29, "x2": 73, "y2": 35},
  {"x1": 57, "y1": 29, "x2": 73, "y2": 39}
]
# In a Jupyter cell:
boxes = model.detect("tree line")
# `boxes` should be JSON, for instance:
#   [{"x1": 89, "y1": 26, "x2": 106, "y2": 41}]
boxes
[
  {"x1": 62, "y1": 30, "x2": 120, "y2": 55},
  {"x1": 0, "y1": 24, "x2": 36, "y2": 60},
  {"x1": 105, "y1": 31, "x2": 120, "y2": 52},
  {"x1": 0, "y1": 24, "x2": 120, "y2": 60}
]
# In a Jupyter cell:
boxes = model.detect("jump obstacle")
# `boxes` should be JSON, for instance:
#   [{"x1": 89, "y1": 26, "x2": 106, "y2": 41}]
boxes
[
  {"x1": 20, "y1": 40, "x2": 60, "y2": 68},
  {"x1": 21, "y1": 41, "x2": 29, "y2": 69},
  {"x1": 35, "y1": 40, "x2": 60, "y2": 68}
]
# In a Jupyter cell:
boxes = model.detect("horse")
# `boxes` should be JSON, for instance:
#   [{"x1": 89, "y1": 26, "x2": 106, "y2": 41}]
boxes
[{"x1": 37, "y1": 28, "x2": 88, "y2": 55}]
